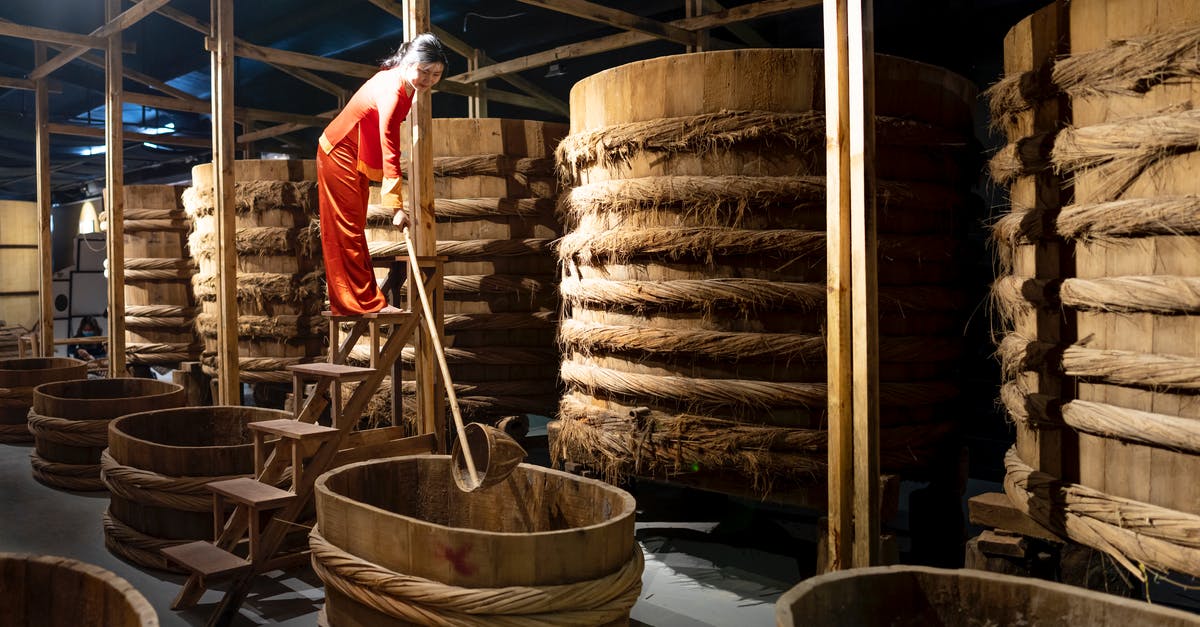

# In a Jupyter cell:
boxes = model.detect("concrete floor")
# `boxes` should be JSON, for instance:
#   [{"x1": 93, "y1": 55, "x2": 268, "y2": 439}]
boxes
[{"x1": 0, "y1": 438, "x2": 794, "y2": 626}]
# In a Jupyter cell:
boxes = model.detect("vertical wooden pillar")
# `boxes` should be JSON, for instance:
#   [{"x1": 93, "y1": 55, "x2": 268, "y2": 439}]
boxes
[
  {"x1": 211, "y1": 0, "x2": 240, "y2": 404},
  {"x1": 105, "y1": 0, "x2": 126, "y2": 376},
  {"x1": 686, "y1": 0, "x2": 709, "y2": 52},
  {"x1": 404, "y1": 0, "x2": 446, "y2": 451},
  {"x1": 467, "y1": 49, "x2": 488, "y2": 118},
  {"x1": 824, "y1": 0, "x2": 879, "y2": 570},
  {"x1": 34, "y1": 43, "x2": 53, "y2": 357}
]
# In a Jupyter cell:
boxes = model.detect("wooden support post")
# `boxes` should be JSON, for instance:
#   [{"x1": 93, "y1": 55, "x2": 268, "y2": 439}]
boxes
[
  {"x1": 211, "y1": 0, "x2": 240, "y2": 404},
  {"x1": 105, "y1": 0, "x2": 126, "y2": 376},
  {"x1": 404, "y1": 0, "x2": 446, "y2": 452},
  {"x1": 823, "y1": 0, "x2": 879, "y2": 570},
  {"x1": 686, "y1": 0, "x2": 710, "y2": 52},
  {"x1": 467, "y1": 49, "x2": 488, "y2": 118},
  {"x1": 34, "y1": 43, "x2": 53, "y2": 357}
]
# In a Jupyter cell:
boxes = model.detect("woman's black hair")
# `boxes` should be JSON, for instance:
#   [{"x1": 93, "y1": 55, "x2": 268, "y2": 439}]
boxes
[{"x1": 380, "y1": 32, "x2": 449, "y2": 70}]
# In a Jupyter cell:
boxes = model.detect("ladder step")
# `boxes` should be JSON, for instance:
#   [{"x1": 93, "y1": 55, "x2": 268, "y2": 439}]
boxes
[
  {"x1": 206, "y1": 477, "x2": 296, "y2": 510},
  {"x1": 249, "y1": 418, "x2": 340, "y2": 441},
  {"x1": 363, "y1": 311, "x2": 413, "y2": 323},
  {"x1": 289, "y1": 362, "x2": 376, "y2": 380},
  {"x1": 161, "y1": 541, "x2": 251, "y2": 579},
  {"x1": 321, "y1": 310, "x2": 364, "y2": 321}
]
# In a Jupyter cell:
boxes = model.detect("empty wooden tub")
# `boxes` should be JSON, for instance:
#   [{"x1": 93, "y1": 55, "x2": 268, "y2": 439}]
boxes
[
  {"x1": 103, "y1": 406, "x2": 292, "y2": 572},
  {"x1": 312, "y1": 455, "x2": 641, "y2": 626},
  {"x1": 775, "y1": 566, "x2": 1200, "y2": 626},
  {"x1": 0, "y1": 552, "x2": 157, "y2": 626},
  {"x1": 30, "y1": 378, "x2": 185, "y2": 491},
  {"x1": 0, "y1": 357, "x2": 87, "y2": 443}
]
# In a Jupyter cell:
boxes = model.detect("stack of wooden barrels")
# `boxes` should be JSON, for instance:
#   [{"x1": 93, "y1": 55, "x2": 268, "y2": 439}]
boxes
[
  {"x1": 355, "y1": 118, "x2": 565, "y2": 429},
  {"x1": 990, "y1": 0, "x2": 1200, "y2": 581},
  {"x1": 552, "y1": 49, "x2": 977, "y2": 501},
  {"x1": 185, "y1": 159, "x2": 325, "y2": 392}
]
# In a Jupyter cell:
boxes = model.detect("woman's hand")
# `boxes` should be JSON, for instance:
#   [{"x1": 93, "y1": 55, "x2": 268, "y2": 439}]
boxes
[{"x1": 392, "y1": 209, "x2": 410, "y2": 229}]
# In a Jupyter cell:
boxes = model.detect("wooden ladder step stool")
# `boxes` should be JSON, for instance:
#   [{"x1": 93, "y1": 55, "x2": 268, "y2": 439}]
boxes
[
  {"x1": 161, "y1": 540, "x2": 251, "y2": 584},
  {"x1": 323, "y1": 311, "x2": 369, "y2": 366},
  {"x1": 248, "y1": 418, "x2": 340, "y2": 488},
  {"x1": 205, "y1": 477, "x2": 297, "y2": 564},
  {"x1": 288, "y1": 363, "x2": 376, "y2": 423}
]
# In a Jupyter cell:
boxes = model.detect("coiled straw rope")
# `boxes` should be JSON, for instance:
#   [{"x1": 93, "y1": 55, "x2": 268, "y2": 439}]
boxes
[
  {"x1": 309, "y1": 526, "x2": 643, "y2": 627},
  {"x1": 100, "y1": 450, "x2": 247, "y2": 512},
  {"x1": 30, "y1": 452, "x2": 104, "y2": 491},
  {"x1": 102, "y1": 510, "x2": 187, "y2": 573},
  {"x1": 27, "y1": 413, "x2": 108, "y2": 447}
]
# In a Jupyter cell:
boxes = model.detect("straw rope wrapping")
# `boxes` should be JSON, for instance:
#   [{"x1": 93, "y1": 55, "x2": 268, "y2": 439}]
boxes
[
  {"x1": 443, "y1": 275, "x2": 552, "y2": 296},
  {"x1": 183, "y1": 179, "x2": 318, "y2": 216},
  {"x1": 1063, "y1": 344, "x2": 1200, "y2": 391},
  {"x1": 555, "y1": 110, "x2": 965, "y2": 182},
  {"x1": 983, "y1": 63, "x2": 1057, "y2": 133},
  {"x1": 100, "y1": 450, "x2": 248, "y2": 512},
  {"x1": 368, "y1": 239, "x2": 552, "y2": 260},
  {"x1": 987, "y1": 132, "x2": 1058, "y2": 186},
  {"x1": 398, "y1": 154, "x2": 556, "y2": 179},
  {"x1": 100, "y1": 208, "x2": 190, "y2": 233},
  {"x1": 443, "y1": 312, "x2": 555, "y2": 332},
  {"x1": 123, "y1": 258, "x2": 197, "y2": 281},
  {"x1": 364, "y1": 198, "x2": 552, "y2": 224},
  {"x1": 125, "y1": 302, "x2": 198, "y2": 331},
  {"x1": 200, "y1": 356, "x2": 307, "y2": 383},
  {"x1": 1051, "y1": 107, "x2": 1200, "y2": 202},
  {"x1": 193, "y1": 271, "x2": 325, "y2": 307},
  {"x1": 990, "y1": 275, "x2": 1058, "y2": 321},
  {"x1": 102, "y1": 510, "x2": 188, "y2": 573},
  {"x1": 1060, "y1": 275, "x2": 1200, "y2": 314},
  {"x1": 30, "y1": 452, "x2": 104, "y2": 490},
  {"x1": 195, "y1": 313, "x2": 322, "y2": 339},
  {"x1": 1005, "y1": 448, "x2": 1200, "y2": 580},
  {"x1": 1053, "y1": 24, "x2": 1200, "y2": 98},
  {"x1": 560, "y1": 358, "x2": 958, "y2": 411},
  {"x1": 191, "y1": 225, "x2": 322, "y2": 259},
  {"x1": 399, "y1": 346, "x2": 557, "y2": 367},
  {"x1": 0, "y1": 405, "x2": 33, "y2": 443},
  {"x1": 310, "y1": 526, "x2": 643, "y2": 627},
  {"x1": 27, "y1": 413, "x2": 109, "y2": 447},
  {"x1": 996, "y1": 196, "x2": 1200, "y2": 246}
]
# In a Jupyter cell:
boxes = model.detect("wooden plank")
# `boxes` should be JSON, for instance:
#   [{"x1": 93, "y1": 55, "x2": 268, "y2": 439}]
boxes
[
  {"x1": 450, "y1": 0, "x2": 817, "y2": 84},
  {"x1": 47, "y1": 122, "x2": 215, "y2": 148},
  {"x1": 428, "y1": 23, "x2": 565, "y2": 115},
  {"x1": 34, "y1": 44, "x2": 53, "y2": 357},
  {"x1": 29, "y1": 0, "x2": 170, "y2": 80},
  {"x1": 513, "y1": 0, "x2": 699, "y2": 47},
  {"x1": 976, "y1": 529, "x2": 1029, "y2": 558},
  {"x1": 0, "y1": 21, "x2": 107, "y2": 49},
  {"x1": 125, "y1": 91, "x2": 334, "y2": 127},
  {"x1": 848, "y1": 0, "x2": 879, "y2": 569},
  {"x1": 822, "y1": 0, "x2": 853, "y2": 574},
  {"x1": 213, "y1": 38, "x2": 375, "y2": 79},
  {"x1": 703, "y1": 0, "x2": 772, "y2": 46},
  {"x1": 967, "y1": 492, "x2": 1061, "y2": 544},
  {"x1": 212, "y1": 0, "x2": 239, "y2": 403},
  {"x1": 468, "y1": 50, "x2": 487, "y2": 119},
  {"x1": 105, "y1": 0, "x2": 126, "y2": 377},
  {"x1": 687, "y1": 0, "x2": 710, "y2": 53},
  {"x1": 0, "y1": 75, "x2": 62, "y2": 93}
]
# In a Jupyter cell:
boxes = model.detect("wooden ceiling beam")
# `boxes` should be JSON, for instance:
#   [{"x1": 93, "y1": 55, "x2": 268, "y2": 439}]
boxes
[
  {"x1": 451, "y1": 0, "x2": 816, "y2": 84},
  {"x1": 0, "y1": 75, "x2": 62, "y2": 93},
  {"x1": 48, "y1": 121, "x2": 220, "y2": 148},
  {"x1": 0, "y1": 21, "x2": 107, "y2": 49},
  {"x1": 125, "y1": 91, "x2": 335, "y2": 127},
  {"x1": 513, "y1": 0, "x2": 698, "y2": 46},
  {"x1": 29, "y1": 0, "x2": 171, "y2": 79},
  {"x1": 703, "y1": 0, "x2": 772, "y2": 46}
]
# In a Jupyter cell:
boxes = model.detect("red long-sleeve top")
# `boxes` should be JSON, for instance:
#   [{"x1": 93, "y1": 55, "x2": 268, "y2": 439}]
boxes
[{"x1": 318, "y1": 67, "x2": 413, "y2": 182}]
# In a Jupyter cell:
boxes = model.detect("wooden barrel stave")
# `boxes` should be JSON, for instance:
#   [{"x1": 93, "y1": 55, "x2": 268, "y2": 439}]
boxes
[
  {"x1": 0, "y1": 553, "x2": 157, "y2": 626},
  {"x1": 0, "y1": 358, "x2": 87, "y2": 443}
]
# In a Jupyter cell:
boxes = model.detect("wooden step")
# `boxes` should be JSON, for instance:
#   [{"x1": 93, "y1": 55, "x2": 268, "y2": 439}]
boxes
[
  {"x1": 162, "y1": 541, "x2": 251, "y2": 579},
  {"x1": 206, "y1": 477, "x2": 296, "y2": 510},
  {"x1": 321, "y1": 310, "x2": 365, "y2": 321},
  {"x1": 363, "y1": 311, "x2": 413, "y2": 322},
  {"x1": 289, "y1": 362, "x2": 375, "y2": 381},
  {"x1": 249, "y1": 418, "x2": 339, "y2": 441}
]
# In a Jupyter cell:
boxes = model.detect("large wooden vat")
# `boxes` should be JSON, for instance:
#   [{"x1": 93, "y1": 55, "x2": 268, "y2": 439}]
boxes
[
  {"x1": 0, "y1": 200, "x2": 39, "y2": 330},
  {"x1": 103, "y1": 405, "x2": 290, "y2": 572},
  {"x1": 312, "y1": 455, "x2": 641, "y2": 626},
  {"x1": 29, "y1": 378, "x2": 185, "y2": 490},
  {"x1": 775, "y1": 566, "x2": 1200, "y2": 626},
  {"x1": 354, "y1": 118, "x2": 565, "y2": 429},
  {"x1": 106, "y1": 185, "x2": 201, "y2": 367},
  {"x1": 990, "y1": 0, "x2": 1200, "y2": 580},
  {"x1": 0, "y1": 552, "x2": 157, "y2": 626},
  {"x1": 554, "y1": 49, "x2": 976, "y2": 500},
  {"x1": 0, "y1": 357, "x2": 86, "y2": 443},
  {"x1": 185, "y1": 159, "x2": 324, "y2": 387}
]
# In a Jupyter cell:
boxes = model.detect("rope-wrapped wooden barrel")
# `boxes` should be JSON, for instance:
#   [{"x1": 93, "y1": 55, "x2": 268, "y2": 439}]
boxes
[
  {"x1": 102, "y1": 185, "x2": 201, "y2": 366},
  {"x1": 776, "y1": 565, "x2": 1200, "y2": 626},
  {"x1": 102, "y1": 406, "x2": 290, "y2": 572},
  {"x1": 0, "y1": 552, "x2": 157, "y2": 626},
  {"x1": 0, "y1": 357, "x2": 86, "y2": 443},
  {"x1": 989, "y1": 0, "x2": 1200, "y2": 581},
  {"x1": 0, "y1": 200, "x2": 39, "y2": 332},
  {"x1": 29, "y1": 378, "x2": 184, "y2": 491},
  {"x1": 312, "y1": 455, "x2": 640, "y2": 626},
  {"x1": 553, "y1": 49, "x2": 976, "y2": 499},
  {"x1": 351, "y1": 118, "x2": 565, "y2": 429},
  {"x1": 185, "y1": 159, "x2": 325, "y2": 387}
]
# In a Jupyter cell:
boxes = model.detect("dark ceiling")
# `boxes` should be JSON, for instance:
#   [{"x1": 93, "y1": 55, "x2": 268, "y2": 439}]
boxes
[{"x1": 0, "y1": 0, "x2": 1049, "y2": 203}]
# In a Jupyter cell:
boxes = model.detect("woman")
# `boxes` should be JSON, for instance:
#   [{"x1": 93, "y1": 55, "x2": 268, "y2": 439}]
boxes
[{"x1": 318, "y1": 33, "x2": 447, "y2": 315}]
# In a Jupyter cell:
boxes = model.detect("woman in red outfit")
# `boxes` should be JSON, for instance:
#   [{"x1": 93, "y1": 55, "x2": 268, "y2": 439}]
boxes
[{"x1": 318, "y1": 33, "x2": 447, "y2": 315}]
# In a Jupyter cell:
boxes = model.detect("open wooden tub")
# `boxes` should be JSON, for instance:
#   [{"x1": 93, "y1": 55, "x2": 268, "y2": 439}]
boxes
[
  {"x1": 0, "y1": 357, "x2": 87, "y2": 443},
  {"x1": 0, "y1": 552, "x2": 157, "y2": 626},
  {"x1": 775, "y1": 566, "x2": 1200, "y2": 626},
  {"x1": 312, "y1": 455, "x2": 641, "y2": 626}
]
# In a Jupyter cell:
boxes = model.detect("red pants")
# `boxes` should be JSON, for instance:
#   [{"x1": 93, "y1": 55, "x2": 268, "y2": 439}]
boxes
[{"x1": 317, "y1": 136, "x2": 388, "y2": 315}]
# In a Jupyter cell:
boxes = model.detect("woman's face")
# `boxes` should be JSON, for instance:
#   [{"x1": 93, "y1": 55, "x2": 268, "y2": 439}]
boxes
[{"x1": 404, "y1": 62, "x2": 444, "y2": 92}]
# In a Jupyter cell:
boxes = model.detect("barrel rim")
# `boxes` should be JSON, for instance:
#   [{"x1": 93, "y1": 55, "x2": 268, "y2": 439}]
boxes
[
  {"x1": 0, "y1": 551, "x2": 159, "y2": 626},
  {"x1": 108, "y1": 405, "x2": 292, "y2": 451},
  {"x1": 0, "y1": 357, "x2": 87, "y2": 373},
  {"x1": 33, "y1": 377, "x2": 183, "y2": 401},
  {"x1": 315, "y1": 454, "x2": 637, "y2": 539},
  {"x1": 775, "y1": 564, "x2": 1200, "y2": 624}
]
